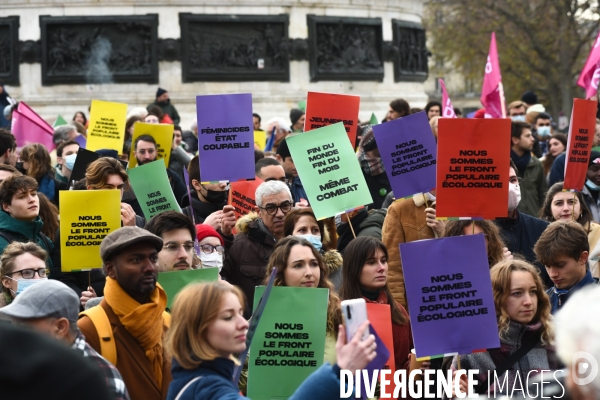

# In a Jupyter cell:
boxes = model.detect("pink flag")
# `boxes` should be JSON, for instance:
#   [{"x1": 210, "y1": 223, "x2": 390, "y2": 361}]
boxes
[
  {"x1": 12, "y1": 106, "x2": 56, "y2": 151},
  {"x1": 481, "y1": 32, "x2": 506, "y2": 118},
  {"x1": 17, "y1": 102, "x2": 53, "y2": 135},
  {"x1": 439, "y1": 79, "x2": 457, "y2": 118},
  {"x1": 577, "y1": 32, "x2": 600, "y2": 99}
]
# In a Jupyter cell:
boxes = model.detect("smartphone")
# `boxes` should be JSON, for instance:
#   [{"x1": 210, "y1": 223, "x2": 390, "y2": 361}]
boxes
[{"x1": 341, "y1": 298, "x2": 369, "y2": 341}]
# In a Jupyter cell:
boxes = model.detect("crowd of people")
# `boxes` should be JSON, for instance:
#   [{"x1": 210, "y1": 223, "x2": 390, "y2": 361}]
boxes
[{"x1": 0, "y1": 85, "x2": 599, "y2": 400}]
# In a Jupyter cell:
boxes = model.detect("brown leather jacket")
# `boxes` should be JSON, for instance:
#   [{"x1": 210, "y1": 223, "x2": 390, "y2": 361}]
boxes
[
  {"x1": 382, "y1": 194, "x2": 435, "y2": 309},
  {"x1": 78, "y1": 299, "x2": 172, "y2": 400}
]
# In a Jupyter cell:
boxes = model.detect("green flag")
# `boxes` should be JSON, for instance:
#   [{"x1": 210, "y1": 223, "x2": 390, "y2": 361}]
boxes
[
  {"x1": 247, "y1": 286, "x2": 328, "y2": 400},
  {"x1": 158, "y1": 268, "x2": 219, "y2": 308},
  {"x1": 285, "y1": 122, "x2": 373, "y2": 219},
  {"x1": 128, "y1": 160, "x2": 182, "y2": 220},
  {"x1": 53, "y1": 115, "x2": 68, "y2": 128},
  {"x1": 369, "y1": 112, "x2": 378, "y2": 125},
  {"x1": 297, "y1": 100, "x2": 306, "y2": 112}
]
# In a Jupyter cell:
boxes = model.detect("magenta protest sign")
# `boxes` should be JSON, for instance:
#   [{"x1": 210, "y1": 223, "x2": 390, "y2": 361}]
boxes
[
  {"x1": 373, "y1": 111, "x2": 437, "y2": 199},
  {"x1": 400, "y1": 234, "x2": 499, "y2": 358},
  {"x1": 196, "y1": 93, "x2": 254, "y2": 182}
]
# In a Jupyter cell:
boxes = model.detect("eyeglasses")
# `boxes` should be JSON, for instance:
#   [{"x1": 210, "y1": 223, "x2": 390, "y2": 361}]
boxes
[
  {"x1": 200, "y1": 244, "x2": 225, "y2": 255},
  {"x1": 259, "y1": 201, "x2": 292, "y2": 215},
  {"x1": 5, "y1": 268, "x2": 49, "y2": 279},
  {"x1": 509, "y1": 177, "x2": 522, "y2": 185},
  {"x1": 163, "y1": 241, "x2": 195, "y2": 253}
]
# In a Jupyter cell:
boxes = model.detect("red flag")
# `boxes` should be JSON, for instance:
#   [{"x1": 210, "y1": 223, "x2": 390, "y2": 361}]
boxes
[
  {"x1": 563, "y1": 99, "x2": 598, "y2": 191},
  {"x1": 439, "y1": 79, "x2": 457, "y2": 118},
  {"x1": 12, "y1": 104, "x2": 56, "y2": 151},
  {"x1": 481, "y1": 32, "x2": 506, "y2": 118},
  {"x1": 577, "y1": 32, "x2": 600, "y2": 99}
]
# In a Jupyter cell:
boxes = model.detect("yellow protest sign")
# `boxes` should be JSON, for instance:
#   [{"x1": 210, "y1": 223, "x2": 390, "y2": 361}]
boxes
[
  {"x1": 86, "y1": 100, "x2": 128, "y2": 152},
  {"x1": 254, "y1": 130, "x2": 266, "y2": 150},
  {"x1": 59, "y1": 190, "x2": 121, "y2": 272},
  {"x1": 128, "y1": 122, "x2": 174, "y2": 168}
]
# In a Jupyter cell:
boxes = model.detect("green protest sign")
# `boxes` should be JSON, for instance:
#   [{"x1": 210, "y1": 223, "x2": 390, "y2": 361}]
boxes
[
  {"x1": 247, "y1": 286, "x2": 328, "y2": 400},
  {"x1": 53, "y1": 115, "x2": 68, "y2": 128},
  {"x1": 286, "y1": 122, "x2": 372, "y2": 219},
  {"x1": 157, "y1": 268, "x2": 219, "y2": 308},
  {"x1": 369, "y1": 112, "x2": 378, "y2": 125},
  {"x1": 127, "y1": 160, "x2": 182, "y2": 220}
]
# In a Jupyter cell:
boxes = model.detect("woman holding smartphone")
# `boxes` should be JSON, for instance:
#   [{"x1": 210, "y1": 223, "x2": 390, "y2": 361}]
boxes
[
  {"x1": 264, "y1": 236, "x2": 343, "y2": 365},
  {"x1": 339, "y1": 236, "x2": 413, "y2": 371}
]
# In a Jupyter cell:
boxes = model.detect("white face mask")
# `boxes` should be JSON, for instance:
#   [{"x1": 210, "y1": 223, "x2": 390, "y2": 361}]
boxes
[
  {"x1": 508, "y1": 183, "x2": 521, "y2": 211},
  {"x1": 200, "y1": 252, "x2": 223, "y2": 272}
]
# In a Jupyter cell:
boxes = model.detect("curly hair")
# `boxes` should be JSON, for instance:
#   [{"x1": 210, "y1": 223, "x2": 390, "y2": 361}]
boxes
[
  {"x1": 490, "y1": 259, "x2": 554, "y2": 345},
  {"x1": 442, "y1": 220, "x2": 507, "y2": 266},
  {"x1": 264, "y1": 236, "x2": 342, "y2": 336}
]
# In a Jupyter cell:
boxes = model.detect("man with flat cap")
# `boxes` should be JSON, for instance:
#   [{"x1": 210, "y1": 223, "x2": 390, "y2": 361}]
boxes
[
  {"x1": 78, "y1": 226, "x2": 171, "y2": 400},
  {"x1": 0, "y1": 279, "x2": 129, "y2": 400}
]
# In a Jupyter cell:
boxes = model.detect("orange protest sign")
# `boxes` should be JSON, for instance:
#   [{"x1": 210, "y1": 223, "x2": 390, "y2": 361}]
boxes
[
  {"x1": 304, "y1": 92, "x2": 360, "y2": 145},
  {"x1": 366, "y1": 303, "x2": 396, "y2": 398},
  {"x1": 228, "y1": 179, "x2": 264, "y2": 221},
  {"x1": 564, "y1": 98, "x2": 598, "y2": 191},
  {"x1": 436, "y1": 118, "x2": 511, "y2": 219}
]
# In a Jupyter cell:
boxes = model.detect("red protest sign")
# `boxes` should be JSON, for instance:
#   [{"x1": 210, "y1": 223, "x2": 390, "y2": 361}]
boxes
[
  {"x1": 366, "y1": 303, "x2": 396, "y2": 398},
  {"x1": 564, "y1": 99, "x2": 598, "y2": 191},
  {"x1": 304, "y1": 92, "x2": 360, "y2": 145},
  {"x1": 228, "y1": 179, "x2": 264, "y2": 221},
  {"x1": 436, "y1": 118, "x2": 511, "y2": 219}
]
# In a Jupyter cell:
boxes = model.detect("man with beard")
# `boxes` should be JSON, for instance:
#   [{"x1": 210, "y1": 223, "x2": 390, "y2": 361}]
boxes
[
  {"x1": 145, "y1": 211, "x2": 195, "y2": 272},
  {"x1": 147, "y1": 87, "x2": 180, "y2": 125},
  {"x1": 78, "y1": 227, "x2": 172, "y2": 400},
  {"x1": 133, "y1": 134, "x2": 186, "y2": 206}
]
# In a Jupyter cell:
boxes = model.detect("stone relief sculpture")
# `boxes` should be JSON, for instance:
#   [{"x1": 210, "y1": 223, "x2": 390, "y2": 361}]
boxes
[
  {"x1": 0, "y1": 17, "x2": 19, "y2": 85},
  {"x1": 41, "y1": 16, "x2": 158, "y2": 85},
  {"x1": 180, "y1": 14, "x2": 289, "y2": 81},
  {"x1": 392, "y1": 20, "x2": 429, "y2": 82}
]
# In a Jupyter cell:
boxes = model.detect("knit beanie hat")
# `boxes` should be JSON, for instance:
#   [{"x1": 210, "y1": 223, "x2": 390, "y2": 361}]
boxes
[
  {"x1": 196, "y1": 224, "x2": 224, "y2": 246},
  {"x1": 521, "y1": 91, "x2": 538, "y2": 105},
  {"x1": 290, "y1": 108, "x2": 304, "y2": 126},
  {"x1": 156, "y1": 87, "x2": 168, "y2": 99}
]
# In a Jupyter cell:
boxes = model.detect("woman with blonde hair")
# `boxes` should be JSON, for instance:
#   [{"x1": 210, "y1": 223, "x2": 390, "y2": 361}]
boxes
[
  {"x1": 264, "y1": 236, "x2": 342, "y2": 364},
  {"x1": 450, "y1": 259, "x2": 558, "y2": 397},
  {"x1": 165, "y1": 281, "x2": 377, "y2": 400},
  {"x1": 0, "y1": 241, "x2": 48, "y2": 307}
]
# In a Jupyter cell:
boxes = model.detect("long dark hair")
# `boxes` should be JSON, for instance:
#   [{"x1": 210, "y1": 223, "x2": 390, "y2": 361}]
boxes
[
  {"x1": 339, "y1": 236, "x2": 407, "y2": 325},
  {"x1": 443, "y1": 220, "x2": 506, "y2": 267},
  {"x1": 539, "y1": 182, "x2": 593, "y2": 232}
]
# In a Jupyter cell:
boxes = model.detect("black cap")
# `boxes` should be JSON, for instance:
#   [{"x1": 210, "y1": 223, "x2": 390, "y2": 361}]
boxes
[{"x1": 521, "y1": 91, "x2": 538, "y2": 105}]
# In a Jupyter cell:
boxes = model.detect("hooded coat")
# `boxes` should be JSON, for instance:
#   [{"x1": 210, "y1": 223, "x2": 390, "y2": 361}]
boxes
[
  {"x1": 0, "y1": 211, "x2": 54, "y2": 271},
  {"x1": 221, "y1": 213, "x2": 276, "y2": 318}
]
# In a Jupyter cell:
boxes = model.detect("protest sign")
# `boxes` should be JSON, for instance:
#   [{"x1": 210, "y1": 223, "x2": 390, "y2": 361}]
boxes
[
  {"x1": 128, "y1": 122, "x2": 174, "y2": 168},
  {"x1": 286, "y1": 123, "x2": 372, "y2": 219},
  {"x1": 59, "y1": 190, "x2": 121, "y2": 272},
  {"x1": 69, "y1": 148, "x2": 100, "y2": 184},
  {"x1": 564, "y1": 98, "x2": 598, "y2": 191},
  {"x1": 11, "y1": 102, "x2": 55, "y2": 151},
  {"x1": 578, "y1": 32, "x2": 600, "y2": 99},
  {"x1": 196, "y1": 93, "x2": 254, "y2": 182},
  {"x1": 439, "y1": 79, "x2": 457, "y2": 118},
  {"x1": 86, "y1": 100, "x2": 127, "y2": 152},
  {"x1": 53, "y1": 115, "x2": 68, "y2": 128},
  {"x1": 128, "y1": 160, "x2": 182, "y2": 219},
  {"x1": 436, "y1": 118, "x2": 510, "y2": 219},
  {"x1": 400, "y1": 235, "x2": 500, "y2": 358},
  {"x1": 158, "y1": 268, "x2": 219, "y2": 308},
  {"x1": 481, "y1": 32, "x2": 505, "y2": 118},
  {"x1": 373, "y1": 111, "x2": 437, "y2": 199},
  {"x1": 74, "y1": 135, "x2": 87, "y2": 149},
  {"x1": 254, "y1": 130, "x2": 266, "y2": 150},
  {"x1": 228, "y1": 179, "x2": 263, "y2": 221},
  {"x1": 304, "y1": 92, "x2": 360, "y2": 144},
  {"x1": 366, "y1": 303, "x2": 396, "y2": 398},
  {"x1": 369, "y1": 113, "x2": 378, "y2": 125},
  {"x1": 248, "y1": 286, "x2": 328, "y2": 400}
]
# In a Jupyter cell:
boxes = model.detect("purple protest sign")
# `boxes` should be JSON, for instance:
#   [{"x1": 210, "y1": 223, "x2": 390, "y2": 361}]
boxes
[
  {"x1": 74, "y1": 135, "x2": 87, "y2": 148},
  {"x1": 373, "y1": 111, "x2": 437, "y2": 199},
  {"x1": 400, "y1": 234, "x2": 499, "y2": 358},
  {"x1": 196, "y1": 93, "x2": 255, "y2": 182}
]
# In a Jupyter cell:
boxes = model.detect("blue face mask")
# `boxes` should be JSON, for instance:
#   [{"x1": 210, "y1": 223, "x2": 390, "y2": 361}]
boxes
[
  {"x1": 511, "y1": 115, "x2": 526, "y2": 122},
  {"x1": 64, "y1": 153, "x2": 77, "y2": 170},
  {"x1": 296, "y1": 234, "x2": 322, "y2": 251},
  {"x1": 6, "y1": 277, "x2": 47, "y2": 296},
  {"x1": 537, "y1": 126, "x2": 551, "y2": 138},
  {"x1": 587, "y1": 179, "x2": 600, "y2": 191}
]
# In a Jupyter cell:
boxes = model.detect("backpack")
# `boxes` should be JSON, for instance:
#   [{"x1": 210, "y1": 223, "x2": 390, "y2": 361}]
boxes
[
  {"x1": 0, "y1": 231, "x2": 53, "y2": 258},
  {"x1": 80, "y1": 304, "x2": 171, "y2": 366}
]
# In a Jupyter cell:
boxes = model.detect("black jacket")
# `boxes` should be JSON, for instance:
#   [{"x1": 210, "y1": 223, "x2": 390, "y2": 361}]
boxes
[
  {"x1": 182, "y1": 131, "x2": 198, "y2": 153},
  {"x1": 180, "y1": 191, "x2": 224, "y2": 224},
  {"x1": 363, "y1": 171, "x2": 392, "y2": 210},
  {"x1": 495, "y1": 210, "x2": 551, "y2": 288}
]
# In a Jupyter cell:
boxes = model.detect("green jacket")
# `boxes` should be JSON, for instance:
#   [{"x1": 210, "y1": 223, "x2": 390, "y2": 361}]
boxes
[
  {"x1": 0, "y1": 211, "x2": 54, "y2": 271},
  {"x1": 516, "y1": 155, "x2": 547, "y2": 218},
  {"x1": 147, "y1": 100, "x2": 180, "y2": 125}
]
